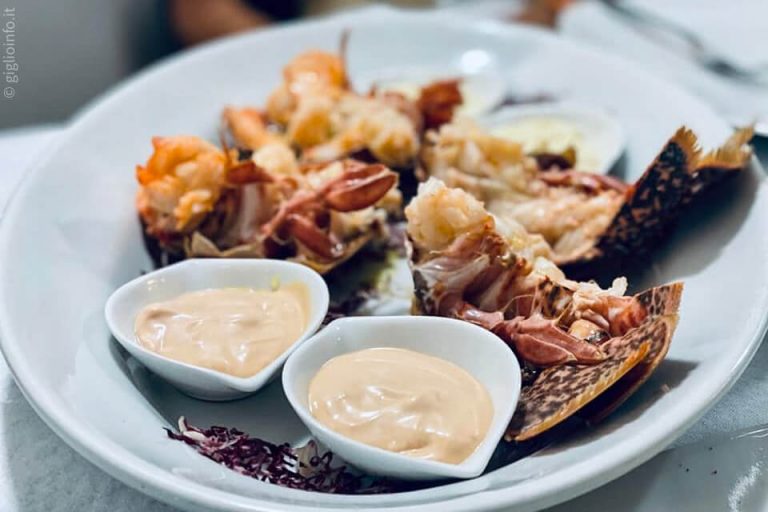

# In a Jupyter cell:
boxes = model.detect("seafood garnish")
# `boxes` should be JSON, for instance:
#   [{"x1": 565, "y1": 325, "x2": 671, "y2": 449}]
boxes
[
  {"x1": 136, "y1": 135, "x2": 400, "y2": 274},
  {"x1": 405, "y1": 179, "x2": 682, "y2": 439},
  {"x1": 421, "y1": 119, "x2": 753, "y2": 273}
]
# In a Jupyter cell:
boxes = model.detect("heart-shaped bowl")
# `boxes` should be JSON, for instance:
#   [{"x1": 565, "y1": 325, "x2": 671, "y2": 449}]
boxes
[
  {"x1": 282, "y1": 315, "x2": 521, "y2": 480},
  {"x1": 105, "y1": 259, "x2": 329, "y2": 400}
]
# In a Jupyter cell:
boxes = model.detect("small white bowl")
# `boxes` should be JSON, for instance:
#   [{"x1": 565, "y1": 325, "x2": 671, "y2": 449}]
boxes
[
  {"x1": 105, "y1": 259, "x2": 329, "y2": 401},
  {"x1": 479, "y1": 101, "x2": 626, "y2": 175},
  {"x1": 282, "y1": 316, "x2": 521, "y2": 480}
]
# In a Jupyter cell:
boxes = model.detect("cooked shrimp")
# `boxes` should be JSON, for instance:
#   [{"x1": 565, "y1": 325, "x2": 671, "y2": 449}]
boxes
[
  {"x1": 286, "y1": 94, "x2": 336, "y2": 148},
  {"x1": 266, "y1": 50, "x2": 347, "y2": 126},
  {"x1": 302, "y1": 94, "x2": 420, "y2": 168},
  {"x1": 136, "y1": 136, "x2": 228, "y2": 237},
  {"x1": 264, "y1": 49, "x2": 420, "y2": 167}
]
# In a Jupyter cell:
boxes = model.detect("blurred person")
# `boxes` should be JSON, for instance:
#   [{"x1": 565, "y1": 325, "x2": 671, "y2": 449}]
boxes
[
  {"x1": 168, "y1": 0, "x2": 297, "y2": 46},
  {"x1": 168, "y1": 0, "x2": 571, "y2": 48},
  {"x1": 168, "y1": 0, "x2": 438, "y2": 46}
]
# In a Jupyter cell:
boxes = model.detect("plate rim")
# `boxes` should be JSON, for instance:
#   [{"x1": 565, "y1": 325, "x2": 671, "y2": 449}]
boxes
[{"x1": 1, "y1": 8, "x2": 767, "y2": 512}]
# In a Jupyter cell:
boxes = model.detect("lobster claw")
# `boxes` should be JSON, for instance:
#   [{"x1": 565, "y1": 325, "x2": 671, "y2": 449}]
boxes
[
  {"x1": 287, "y1": 214, "x2": 344, "y2": 260},
  {"x1": 324, "y1": 163, "x2": 397, "y2": 212}
]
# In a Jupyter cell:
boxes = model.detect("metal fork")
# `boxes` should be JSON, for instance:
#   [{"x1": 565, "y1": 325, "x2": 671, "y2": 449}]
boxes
[{"x1": 600, "y1": 0, "x2": 768, "y2": 84}]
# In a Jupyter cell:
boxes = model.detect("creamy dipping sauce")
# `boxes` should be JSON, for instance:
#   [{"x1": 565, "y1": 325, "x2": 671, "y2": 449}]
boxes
[
  {"x1": 135, "y1": 284, "x2": 308, "y2": 378},
  {"x1": 491, "y1": 117, "x2": 601, "y2": 172},
  {"x1": 308, "y1": 347, "x2": 493, "y2": 465}
]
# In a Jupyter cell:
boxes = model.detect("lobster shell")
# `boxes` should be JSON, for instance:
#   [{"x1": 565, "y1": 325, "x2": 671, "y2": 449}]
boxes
[
  {"x1": 506, "y1": 282, "x2": 682, "y2": 441},
  {"x1": 561, "y1": 127, "x2": 753, "y2": 279}
]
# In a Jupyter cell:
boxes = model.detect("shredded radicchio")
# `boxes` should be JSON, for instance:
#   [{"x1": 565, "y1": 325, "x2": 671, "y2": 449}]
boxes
[{"x1": 165, "y1": 417, "x2": 393, "y2": 494}]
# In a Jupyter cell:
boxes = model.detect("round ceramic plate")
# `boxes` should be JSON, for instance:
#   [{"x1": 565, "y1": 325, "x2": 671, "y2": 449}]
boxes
[{"x1": 1, "y1": 8, "x2": 767, "y2": 512}]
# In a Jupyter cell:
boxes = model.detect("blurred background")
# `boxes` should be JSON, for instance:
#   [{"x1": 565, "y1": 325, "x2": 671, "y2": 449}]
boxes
[
  {"x1": 1, "y1": 0, "x2": 764, "y2": 131},
  {"x1": 1, "y1": 0, "x2": 572, "y2": 130}
]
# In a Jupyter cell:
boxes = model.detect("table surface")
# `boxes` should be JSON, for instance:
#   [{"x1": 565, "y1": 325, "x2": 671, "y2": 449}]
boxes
[{"x1": 1, "y1": 124, "x2": 767, "y2": 511}]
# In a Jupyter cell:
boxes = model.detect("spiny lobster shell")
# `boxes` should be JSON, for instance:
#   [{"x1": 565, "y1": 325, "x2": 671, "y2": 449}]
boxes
[
  {"x1": 561, "y1": 127, "x2": 753, "y2": 278},
  {"x1": 405, "y1": 179, "x2": 686, "y2": 441},
  {"x1": 506, "y1": 282, "x2": 682, "y2": 441}
]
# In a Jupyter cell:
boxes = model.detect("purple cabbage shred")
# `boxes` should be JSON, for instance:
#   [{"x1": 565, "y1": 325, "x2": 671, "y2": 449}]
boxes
[{"x1": 165, "y1": 417, "x2": 393, "y2": 494}]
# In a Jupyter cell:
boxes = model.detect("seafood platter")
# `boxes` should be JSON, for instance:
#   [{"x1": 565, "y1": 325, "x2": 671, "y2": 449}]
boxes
[{"x1": 1, "y1": 11, "x2": 767, "y2": 512}]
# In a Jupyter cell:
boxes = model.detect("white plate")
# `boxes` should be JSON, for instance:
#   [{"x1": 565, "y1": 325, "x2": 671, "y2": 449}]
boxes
[{"x1": 1, "y1": 8, "x2": 767, "y2": 512}]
